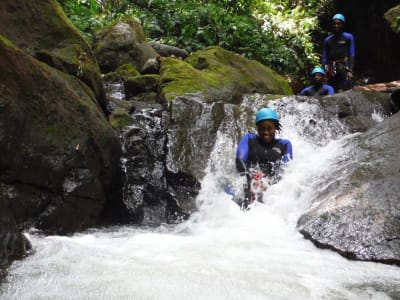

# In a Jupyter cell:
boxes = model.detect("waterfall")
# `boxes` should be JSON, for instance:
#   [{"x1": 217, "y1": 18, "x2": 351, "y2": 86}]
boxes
[{"x1": 1, "y1": 95, "x2": 399, "y2": 300}]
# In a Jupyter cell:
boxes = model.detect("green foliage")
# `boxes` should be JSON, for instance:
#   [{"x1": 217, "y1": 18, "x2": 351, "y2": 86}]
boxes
[
  {"x1": 57, "y1": 0, "x2": 129, "y2": 39},
  {"x1": 58, "y1": 0, "x2": 326, "y2": 79}
]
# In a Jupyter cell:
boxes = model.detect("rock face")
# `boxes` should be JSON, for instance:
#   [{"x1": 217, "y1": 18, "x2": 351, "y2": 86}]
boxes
[
  {"x1": 92, "y1": 18, "x2": 158, "y2": 73},
  {"x1": 0, "y1": 193, "x2": 31, "y2": 269},
  {"x1": 0, "y1": 35, "x2": 122, "y2": 268},
  {"x1": 0, "y1": 0, "x2": 123, "y2": 269},
  {"x1": 298, "y1": 112, "x2": 400, "y2": 265},
  {"x1": 317, "y1": 90, "x2": 395, "y2": 133},
  {"x1": 0, "y1": 0, "x2": 108, "y2": 115}
]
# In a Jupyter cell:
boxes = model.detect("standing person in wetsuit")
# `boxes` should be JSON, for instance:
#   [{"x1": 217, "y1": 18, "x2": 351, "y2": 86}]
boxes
[
  {"x1": 322, "y1": 13, "x2": 355, "y2": 92},
  {"x1": 235, "y1": 108, "x2": 293, "y2": 208},
  {"x1": 300, "y1": 67, "x2": 335, "y2": 96}
]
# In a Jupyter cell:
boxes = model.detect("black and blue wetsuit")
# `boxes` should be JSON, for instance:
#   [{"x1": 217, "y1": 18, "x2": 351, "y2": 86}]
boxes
[
  {"x1": 234, "y1": 133, "x2": 292, "y2": 207},
  {"x1": 300, "y1": 84, "x2": 335, "y2": 96},
  {"x1": 236, "y1": 133, "x2": 293, "y2": 177},
  {"x1": 322, "y1": 32, "x2": 355, "y2": 91}
]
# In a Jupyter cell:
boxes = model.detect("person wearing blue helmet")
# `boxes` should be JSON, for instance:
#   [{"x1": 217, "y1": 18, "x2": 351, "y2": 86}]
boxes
[
  {"x1": 234, "y1": 108, "x2": 293, "y2": 208},
  {"x1": 300, "y1": 67, "x2": 335, "y2": 96},
  {"x1": 322, "y1": 13, "x2": 355, "y2": 92}
]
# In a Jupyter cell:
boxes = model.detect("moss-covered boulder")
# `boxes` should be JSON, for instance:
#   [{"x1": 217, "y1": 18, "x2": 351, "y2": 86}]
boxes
[
  {"x1": 384, "y1": 5, "x2": 400, "y2": 34},
  {"x1": 0, "y1": 0, "x2": 108, "y2": 114},
  {"x1": 103, "y1": 64, "x2": 141, "y2": 83},
  {"x1": 124, "y1": 74, "x2": 160, "y2": 99},
  {"x1": 92, "y1": 18, "x2": 158, "y2": 73},
  {"x1": 160, "y1": 46, "x2": 293, "y2": 102},
  {"x1": 0, "y1": 36, "x2": 122, "y2": 235}
]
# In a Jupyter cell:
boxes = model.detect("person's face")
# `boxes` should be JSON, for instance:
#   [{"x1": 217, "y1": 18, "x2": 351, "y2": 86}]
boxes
[
  {"x1": 257, "y1": 120, "x2": 276, "y2": 143},
  {"x1": 332, "y1": 19, "x2": 344, "y2": 34},
  {"x1": 312, "y1": 72, "x2": 324, "y2": 85}
]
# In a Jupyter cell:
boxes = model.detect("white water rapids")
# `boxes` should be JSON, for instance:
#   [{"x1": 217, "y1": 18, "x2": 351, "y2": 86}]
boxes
[{"x1": 1, "y1": 96, "x2": 400, "y2": 300}]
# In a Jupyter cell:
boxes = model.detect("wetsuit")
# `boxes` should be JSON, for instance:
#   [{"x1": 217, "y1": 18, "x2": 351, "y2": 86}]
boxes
[
  {"x1": 236, "y1": 133, "x2": 292, "y2": 175},
  {"x1": 235, "y1": 133, "x2": 292, "y2": 207},
  {"x1": 300, "y1": 84, "x2": 335, "y2": 96},
  {"x1": 322, "y1": 32, "x2": 355, "y2": 92}
]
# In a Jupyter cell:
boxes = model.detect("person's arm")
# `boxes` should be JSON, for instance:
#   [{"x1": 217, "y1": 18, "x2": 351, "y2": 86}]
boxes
[
  {"x1": 300, "y1": 86, "x2": 310, "y2": 96},
  {"x1": 322, "y1": 36, "x2": 331, "y2": 67},
  {"x1": 268, "y1": 139, "x2": 293, "y2": 184},
  {"x1": 344, "y1": 32, "x2": 355, "y2": 81},
  {"x1": 280, "y1": 139, "x2": 293, "y2": 163},
  {"x1": 348, "y1": 33, "x2": 355, "y2": 70},
  {"x1": 325, "y1": 84, "x2": 335, "y2": 95},
  {"x1": 236, "y1": 133, "x2": 255, "y2": 172}
]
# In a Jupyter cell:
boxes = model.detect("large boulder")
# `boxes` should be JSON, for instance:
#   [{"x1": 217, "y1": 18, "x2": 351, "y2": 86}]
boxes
[
  {"x1": 92, "y1": 18, "x2": 158, "y2": 73},
  {"x1": 149, "y1": 42, "x2": 189, "y2": 60},
  {"x1": 298, "y1": 112, "x2": 400, "y2": 265},
  {"x1": 0, "y1": 36, "x2": 122, "y2": 234},
  {"x1": 160, "y1": 46, "x2": 293, "y2": 102},
  {"x1": 0, "y1": 0, "x2": 108, "y2": 115},
  {"x1": 317, "y1": 90, "x2": 396, "y2": 132}
]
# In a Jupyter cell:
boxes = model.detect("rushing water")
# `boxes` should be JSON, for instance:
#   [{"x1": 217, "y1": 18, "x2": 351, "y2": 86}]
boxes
[{"x1": 1, "y1": 96, "x2": 400, "y2": 300}]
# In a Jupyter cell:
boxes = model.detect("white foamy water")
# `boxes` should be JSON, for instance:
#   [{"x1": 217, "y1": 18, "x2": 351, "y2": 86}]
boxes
[{"x1": 1, "y1": 97, "x2": 399, "y2": 300}]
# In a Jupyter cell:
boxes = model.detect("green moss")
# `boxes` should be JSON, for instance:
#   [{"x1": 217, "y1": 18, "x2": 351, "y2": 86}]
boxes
[
  {"x1": 47, "y1": 124, "x2": 81, "y2": 141},
  {"x1": 116, "y1": 64, "x2": 140, "y2": 78},
  {"x1": 160, "y1": 57, "x2": 220, "y2": 101},
  {"x1": 0, "y1": 35, "x2": 19, "y2": 50},
  {"x1": 160, "y1": 46, "x2": 292, "y2": 101},
  {"x1": 384, "y1": 5, "x2": 400, "y2": 34},
  {"x1": 109, "y1": 111, "x2": 133, "y2": 130}
]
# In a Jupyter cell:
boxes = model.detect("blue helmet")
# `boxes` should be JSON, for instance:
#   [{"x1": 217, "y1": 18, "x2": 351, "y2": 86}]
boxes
[
  {"x1": 255, "y1": 108, "x2": 279, "y2": 124},
  {"x1": 332, "y1": 13, "x2": 345, "y2": 23},
  {"x1": 311, "y1": 67, "x2": 325, "y2": 76}
]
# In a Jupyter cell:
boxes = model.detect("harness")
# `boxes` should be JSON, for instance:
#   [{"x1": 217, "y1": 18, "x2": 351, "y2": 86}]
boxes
[{"x1": 325, "y1": 57, "x2": 350, "y2": 82}]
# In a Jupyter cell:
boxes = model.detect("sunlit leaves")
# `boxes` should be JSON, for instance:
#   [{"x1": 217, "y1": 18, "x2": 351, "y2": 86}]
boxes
[{"x1": 58, "y1": 0, "x2": 326, "y2": 79}]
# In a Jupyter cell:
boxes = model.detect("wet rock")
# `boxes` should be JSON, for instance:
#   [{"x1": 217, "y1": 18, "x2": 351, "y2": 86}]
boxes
[
  {"x1": 298, "y1": 112, "x2": 400, "y2": 265},
  {"x1": 317, "y1": 90, "x2": 396, "y2": 132},
  {"x1": 0, "y1": 36, "x2": 122, "y2": 234},
  {"x1": 120, "y1": 104, "x2": 191, "y2": 224},
  {"x1": 0, "y1": 192, "x2": 31, "y2": 269}
]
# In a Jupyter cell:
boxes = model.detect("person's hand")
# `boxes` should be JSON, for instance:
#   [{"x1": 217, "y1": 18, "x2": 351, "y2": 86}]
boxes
[{"x1": 346, "y1": 71, "x2": 353, "y2": 81}]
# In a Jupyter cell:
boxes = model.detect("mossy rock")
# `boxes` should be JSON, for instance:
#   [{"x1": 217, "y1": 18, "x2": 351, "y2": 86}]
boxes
[
  {"x1": 125, "y1": 74, "x2": 160, "y2": 98},
  {"x1": 160, "y1": 46, "x2": 292, "y2": 103},
  {"x1": 103, "y1": 64, "x2": 141, "y2": 82},
  {"x1": 92, "y1": 17, "x2": 158, "y2": 73},
  {"x1": 384, "y1": 5, "x2": 400, "y2": 34},
  {"x1": 0, "y1": 35, "x2": 121, "y2": 234},
  {"x1": 109, "y1": 107, "x2": 134, "y2": 131},
  {"x1": 0, "y1": 0, "x2": 107, "y2": 114},
  {"x1": 128, "y1": 92, "x2": 159, "y2": 104}
]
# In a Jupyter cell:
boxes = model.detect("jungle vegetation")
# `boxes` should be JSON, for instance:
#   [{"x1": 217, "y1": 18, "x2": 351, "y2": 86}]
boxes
[{"x1": 58, "y1": 0, "x2": 333, "y2": 79}]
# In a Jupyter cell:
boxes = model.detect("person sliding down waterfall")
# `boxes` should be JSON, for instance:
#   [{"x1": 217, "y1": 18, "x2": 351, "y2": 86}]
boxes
[{"x1": 231, "y1": 108, "x2": 293, "y2": 210}]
